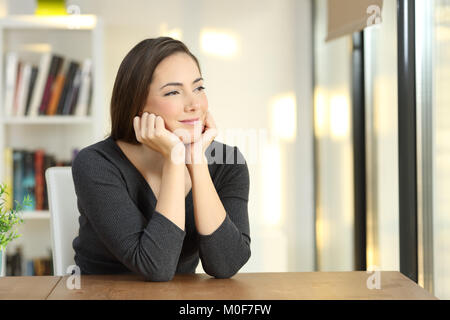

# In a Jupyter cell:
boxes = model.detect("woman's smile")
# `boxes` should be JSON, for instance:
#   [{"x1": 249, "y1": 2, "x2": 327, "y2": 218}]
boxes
[{"x1": 179, "y1": 119, "x2": 201, "y2": 125}]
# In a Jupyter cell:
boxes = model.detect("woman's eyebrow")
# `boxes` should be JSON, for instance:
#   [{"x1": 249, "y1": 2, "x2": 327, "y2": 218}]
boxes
[{"x1": 160, "y1": 77, "x2": 203, "y2": 90}]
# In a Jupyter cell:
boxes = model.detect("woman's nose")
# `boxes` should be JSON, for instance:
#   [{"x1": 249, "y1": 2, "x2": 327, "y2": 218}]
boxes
[{"x1": 184, "y1": 102, "x2": 201, "y2": 112}]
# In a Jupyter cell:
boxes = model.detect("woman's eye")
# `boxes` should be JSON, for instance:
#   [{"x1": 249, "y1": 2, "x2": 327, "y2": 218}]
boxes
[{"x1": 165, "y1": 86, "x2": 205, "y2": 97}]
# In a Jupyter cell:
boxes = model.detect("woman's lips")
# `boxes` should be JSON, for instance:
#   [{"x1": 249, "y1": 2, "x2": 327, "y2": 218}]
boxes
[{"x1": 179, "y1": 118, "x2": 200, "y2": 125}]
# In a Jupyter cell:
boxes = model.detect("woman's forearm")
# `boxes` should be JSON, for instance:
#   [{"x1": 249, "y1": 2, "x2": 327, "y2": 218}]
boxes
[
  {"x1": 188, "y1": 163, "x2": 227, "y2": 236},
  {"x1": 155, "y1": 159, "x2": 186, "y2": 231}
]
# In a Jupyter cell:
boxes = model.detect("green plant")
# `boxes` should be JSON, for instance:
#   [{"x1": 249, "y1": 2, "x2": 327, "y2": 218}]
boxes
[{"x1": 0, "y1": 183, "x2": 32, "y2": 251}]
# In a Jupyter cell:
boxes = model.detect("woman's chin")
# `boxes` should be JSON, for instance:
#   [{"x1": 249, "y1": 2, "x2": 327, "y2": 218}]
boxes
[
  {"x1": 172, "y1": 126, "x2": 201, "y2": 144},
  {"x1": 178, "y1": 134, "x2": 201, "y2": 145}
]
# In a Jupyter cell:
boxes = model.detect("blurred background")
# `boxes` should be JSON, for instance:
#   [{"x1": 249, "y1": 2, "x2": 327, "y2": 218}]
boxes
[{"x1": 0, "y1": 0, "x2": 448, "y2": 299}]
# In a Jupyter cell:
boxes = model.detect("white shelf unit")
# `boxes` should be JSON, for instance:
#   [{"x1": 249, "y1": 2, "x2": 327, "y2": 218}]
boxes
[
  {"x1": 1, "y1": 115, "x2": 94, "y2": 125},
  {"x1": 0, "y1": 15, "x2": 105, "y2": 275},
  {"x1": 21, "y1": 211, "x2": 51, "y2": 220}
]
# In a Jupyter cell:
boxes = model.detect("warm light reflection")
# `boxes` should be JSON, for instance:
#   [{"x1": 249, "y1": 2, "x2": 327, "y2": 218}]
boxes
[
  {"x1": 261, "y1": 141, "x2": 282, "y2": 226},
  {"x1": 366, "y1": 245, "x2": 375, "y2": 270},
  {"x1": 200, "y1": 29, "x2": 238, "y2": 58},
  {"x1": 62, "y1": 15, "x2": 96, "y2": 29},
  {"x1": 330, "y1": 95, "x2": 350, "y2": 139},
  {"x1": 19, "y1": 43, "x2": 52, "y2": 53},
  {"x1": 159, "y1": 23, "x2": 182, "y2": 40},
  {"x1": 314, "y1": 89, "x2": 350, "y2": 139},
  {"x1": 315, "y1": 208, "x2": 327, "y2": 256},
  {"x1": 271, "y1": 93, "x2": 297, "y2": 142},
  {"x1": 9, "y1": 15, "x2": 97, "y2": 29},
  {"x1": 314, "y1": 88, "x2": 327, "y2": 137}
]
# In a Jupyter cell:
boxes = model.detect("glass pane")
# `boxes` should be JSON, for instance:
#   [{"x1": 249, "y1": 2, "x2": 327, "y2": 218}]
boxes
[
  {"x1": 363, "y1": 0, "x2": 399, "y2": 272},
  {"x1": 428, "y1": 0, "x2": 450, "y2": 300},
  {"x1": 313, "y1": 0, "x2": 354, "y2": 271},
  {"x1": 416, "y1": 0, "x2": 450, "y2": 299}
]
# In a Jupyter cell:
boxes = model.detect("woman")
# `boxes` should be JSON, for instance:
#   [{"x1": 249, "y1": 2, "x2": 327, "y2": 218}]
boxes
[{"x1": 71, "y1": 37, "x2": 251, "y2": 281}]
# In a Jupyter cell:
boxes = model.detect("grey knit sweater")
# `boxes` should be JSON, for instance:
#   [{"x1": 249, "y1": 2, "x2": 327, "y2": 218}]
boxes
[{"x1": 71, "y1": 136, "x2": 250, "y2": 281}]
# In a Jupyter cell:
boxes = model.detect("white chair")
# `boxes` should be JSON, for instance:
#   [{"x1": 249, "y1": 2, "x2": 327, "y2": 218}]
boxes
[
  {"x1": 0, "y1": 247, "x2": 5, "y2": 277},
  {"x1": 45, "y1": 167, "x2": 80, "y2": 276}
]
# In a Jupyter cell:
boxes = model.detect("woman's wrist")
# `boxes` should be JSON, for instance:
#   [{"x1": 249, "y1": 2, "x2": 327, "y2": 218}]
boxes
[
  {"x1": 163, "y1": 156, "x2": 186, "y2": 170},
  {"x1": 186, "y1": 154, "x2": 208, "y2": 174},
  {"x1": 163, "y1": 142, "x2": 186, "y2": 165}
]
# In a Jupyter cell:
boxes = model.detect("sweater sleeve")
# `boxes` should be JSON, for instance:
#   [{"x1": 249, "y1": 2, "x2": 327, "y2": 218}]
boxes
[
  {"x1": 198, "y1": 146, "x2": 251, "y2": 278},
  {"x1": 71, "y1": 149, "x2": 186, "y2": 282}
]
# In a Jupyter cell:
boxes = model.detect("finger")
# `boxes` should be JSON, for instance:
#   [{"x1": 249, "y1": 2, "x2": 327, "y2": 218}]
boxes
[
  {"x1": 201, "y1": 129, "x2": 212, "y2": 148},
  {"x1": 147, "y1": 113, "x2": 156, "y2": 138},
  {"x1": 203, "y1": 127, "x2": 218, "y2": 143},
  {"x1": 134, "y1": 116, "x2": 142, "y2": 142},
  {"x1": 201, "y1": 116, "x2": 209, "y2": 134},
  {"x1": 141, "y1": 112, "x2": 149, "y2": 139},
  {"x1": 203, "y1": 111, "x2": 210, "y2": 128},
  {"x1": 155, "y1": 115, "x2": 164, "y2": 136}
]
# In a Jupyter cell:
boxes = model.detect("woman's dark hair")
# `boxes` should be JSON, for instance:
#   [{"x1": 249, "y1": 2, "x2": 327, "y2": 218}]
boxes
[{"x1": 109, "y1": 37, "x2": 202, "y2": 144}]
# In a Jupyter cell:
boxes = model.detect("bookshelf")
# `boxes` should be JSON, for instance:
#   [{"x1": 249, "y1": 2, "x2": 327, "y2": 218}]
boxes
[
  {"x1": 1, "y1": 115, "x2": 93, "y2": 125},
  {"x1": 0, "y1": 15, "x2": 105, "y2": 276}
]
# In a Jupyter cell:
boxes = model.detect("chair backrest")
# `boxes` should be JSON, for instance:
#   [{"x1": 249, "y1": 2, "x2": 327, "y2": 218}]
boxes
[
  {"x1": 45, "y1": 166, "x2": 80, "y2": 276},
  {"x1": 0, "y1": 247, "x2": 5, "y2": 277}
]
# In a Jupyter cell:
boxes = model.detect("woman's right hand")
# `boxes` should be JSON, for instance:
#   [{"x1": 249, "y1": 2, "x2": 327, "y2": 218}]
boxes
[{"x1": 134, "y1": 112, "x2": 185, "y2": 162}]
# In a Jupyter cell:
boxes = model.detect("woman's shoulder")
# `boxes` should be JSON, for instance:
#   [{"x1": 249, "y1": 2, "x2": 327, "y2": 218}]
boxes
[{"x1": 72, "y1": 136, "x2": 118, "y2": 171}]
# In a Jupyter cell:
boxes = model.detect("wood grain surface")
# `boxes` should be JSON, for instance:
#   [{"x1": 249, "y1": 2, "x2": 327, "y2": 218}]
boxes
[
  {"x1": 41, "y1": 271, "x2": 438, "y2": 300},
  {"x1": 0, "y1": 276, "x2": 61, "y2": 300}
]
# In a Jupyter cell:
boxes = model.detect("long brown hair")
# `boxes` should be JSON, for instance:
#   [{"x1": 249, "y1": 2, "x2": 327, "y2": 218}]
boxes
[{"x1": 109, "y1": 37, "x2": 202, "y2": 144}]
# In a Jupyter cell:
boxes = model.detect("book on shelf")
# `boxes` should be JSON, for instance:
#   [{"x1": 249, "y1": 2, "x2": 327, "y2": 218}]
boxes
[
  {"x1": 22, "y1": 150, "x2": 37, "y2": 210},
  {"x1": 12, "y1": 61, "x2": 22, "y2": 116},
  {"x1": 4, "y1": 52, "x2": 18, "y2": 117},
  {"x1": 27, "y1": 52, "x2": 51, "y2": 117},
  {"x1": 46, "y1": 60, "x2": 66, "y2": 115},
  {"x1": 3, "y1": 148, "x2": 14, "y2": 211},
  {"x1": 3, "y1": 147, "x2": 79, "y2": 212},
  {"x1": 57, "y1": 61, "x2": 79, "y2": 115},
  {"x1": 75, "y1": 59, "x2": 93, "y2": 116},
  {"x1": 62, "y1": 64, "x2": 81, "y2": 115},
  {"x1": 24, "y1": 66, "x2": 38, "y2": 116},
  {"x1": 3, "y1": 50, "x2": 93, "y2": 118},
  {"x1": 32, "y1": 255, "x2": 53, "y2": 276},
  {"x1": 38, "y1": 54, "x2": 64, "y2": 115},
  {"x1": 12, "y1": 149, "x2": 25, "y2": 212},
  {"x1": 15, "y1": 63, "x2": 32, "y2": 117},
  {"x1": 6, "y1": 246, "x2": 53, "y2": 276},
  {"x1": 5, "y1": 245, "x2": 23, "y2": 276},
  {"x1": 34, "y1": 149, "x2": 45, "y2": 210}
]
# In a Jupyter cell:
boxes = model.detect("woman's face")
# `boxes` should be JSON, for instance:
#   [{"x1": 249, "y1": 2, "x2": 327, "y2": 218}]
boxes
[{"x1": 142, "y1": 52, "x2": 208, "y2": 144}]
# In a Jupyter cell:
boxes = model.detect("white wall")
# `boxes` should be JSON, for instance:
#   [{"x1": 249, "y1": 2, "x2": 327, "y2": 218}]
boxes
[{"x1": 2, "y1": 0, "x2": 315, "y2": 273}]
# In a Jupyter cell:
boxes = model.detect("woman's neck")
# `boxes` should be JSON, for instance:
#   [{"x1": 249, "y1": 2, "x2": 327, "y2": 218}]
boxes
[{"x1": 118, "y1": 139, "x2": 166, "y2": 174}]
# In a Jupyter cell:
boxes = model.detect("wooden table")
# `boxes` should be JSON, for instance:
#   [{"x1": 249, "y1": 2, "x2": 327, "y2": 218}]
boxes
[
  {"x1": 0, "y1": 276, "x2": 60, "y2": 300},
  {"x1": 0, "y1": 272, "x2": 438, "y2": 300}
]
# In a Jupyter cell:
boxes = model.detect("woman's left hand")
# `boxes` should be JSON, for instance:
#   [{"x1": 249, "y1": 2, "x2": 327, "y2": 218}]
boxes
[{"x1": 185, "y1": 110, "x2": 218, "y2": 169}]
